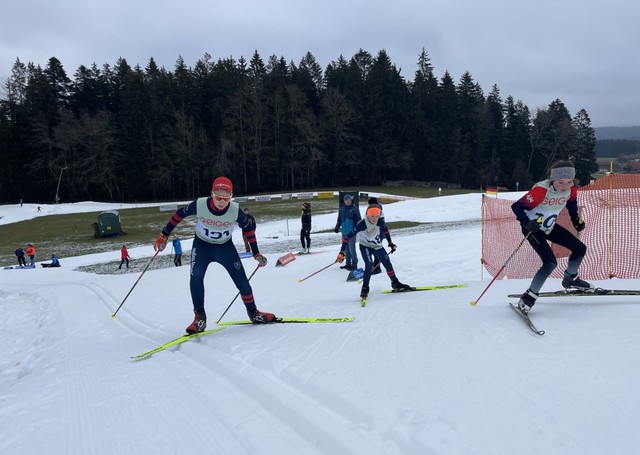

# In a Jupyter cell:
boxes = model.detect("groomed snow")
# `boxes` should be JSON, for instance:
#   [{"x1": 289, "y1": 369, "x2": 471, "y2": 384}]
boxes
[{"x1": 1, "y1": 193, "x2": 639, "y2": 455}]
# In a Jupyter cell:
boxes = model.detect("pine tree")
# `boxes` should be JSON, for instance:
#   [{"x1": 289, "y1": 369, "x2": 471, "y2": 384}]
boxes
[
  {"x1": 572, "y1": 108, "x2": 598, "y2": 185},
  {"x1": 531, "y1": 99, "x2": 575, "y2": 179},
  {"x1": 409, "y1": 48, "x2": 439, "y2": 181},
  {"x1": 503, "y1": 96, "x2": 533, "y2": 189}
]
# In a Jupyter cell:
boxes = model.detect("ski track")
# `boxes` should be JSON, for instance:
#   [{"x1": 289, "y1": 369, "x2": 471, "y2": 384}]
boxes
[
  {"x1": 0, "y1": 279, "x2": 406, "y2": 454},
  {"x1": 0, "y1": 287, "x2": 67, "y2": 454},
  {"x1": 86, "y1": 277, "x2": 387, "y2": 453},
  {"x1": 141, "y1": 320, "x2": 413, "y2": 454}
]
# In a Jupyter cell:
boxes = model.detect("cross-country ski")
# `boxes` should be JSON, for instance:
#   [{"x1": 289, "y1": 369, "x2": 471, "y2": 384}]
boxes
[
  {"x1": 381, "y1": 284, "x2": 467, "y2": 294},
  {"x1": 509, "y1": 302, "x2": 545, "y2": 336},
  {"x1": 218, "y1": 316, "x2": 355, "y2": 326},
  {"x1": 508, "y1": 288, "x2": 640, "y2": 298},
  {"x1": 132, "y1": 327, "x2": 226, "y2": 359}
]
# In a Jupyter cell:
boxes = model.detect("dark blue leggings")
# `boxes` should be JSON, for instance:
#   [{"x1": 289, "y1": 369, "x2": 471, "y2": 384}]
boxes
[
  {"x1": 359, "y1": 245, "x2": 396, "y2": 287},
  {"x1": 189, "y1": 237, "x2": 256, "y2": 315}
]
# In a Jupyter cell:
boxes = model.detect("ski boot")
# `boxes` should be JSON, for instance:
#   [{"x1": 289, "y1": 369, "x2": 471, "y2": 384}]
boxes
[
  {"x1": 247, "y1": 309, "x2": 278, "y2": 324},
  {"x1": 186, "y1": 310, "x2": 207, "y2": 334},
  {"x1": 562, "y1": 272, "x2": 592, "y2": 290},
  {"x1": 517, "y1": 289, "x2": 538, "y2": 315},
  {"x1": 360, "y1": 285, "x2": 370, "y2": 299},
  {"x1": 391, "y1": 280, "x2": 412, "y2": 292}
]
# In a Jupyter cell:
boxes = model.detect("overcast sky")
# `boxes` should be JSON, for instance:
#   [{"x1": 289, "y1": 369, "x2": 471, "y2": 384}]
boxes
[{"x1": 2, "y1": 0, "x2": 639, "y2": 127}]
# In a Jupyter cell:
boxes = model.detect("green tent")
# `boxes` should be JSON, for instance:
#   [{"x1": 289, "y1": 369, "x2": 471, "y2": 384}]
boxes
[{"x1": 95, "y1": 210, "x2": 122, "y2": 238}]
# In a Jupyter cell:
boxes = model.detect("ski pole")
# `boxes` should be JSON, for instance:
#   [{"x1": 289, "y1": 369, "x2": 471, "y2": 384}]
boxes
[
  {"x1": 216, "y1": 264, "x2": 261, "y2": 323},
  {"x1": 298, "y1": 261, "x2": 338, "y2": 283},
  {"x1": 112, "y1": 249, "x2": 161, "y2": 318},
  {"x1": 470, "y1": 233, "x2": 530, "y2": 306}
]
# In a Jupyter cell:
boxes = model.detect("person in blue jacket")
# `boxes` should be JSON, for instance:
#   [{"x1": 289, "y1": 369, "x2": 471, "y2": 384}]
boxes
[
  {"x1": 154, "y1": 176, "x2": 277, "y2": 334},
  {"x1": 42, "y1": 254, "x2": 61, "y2": 268},
  {"x1": 334, "y1": 194, "x2": 361, "y2": 271},
  {"x1": 172, "y1": 234, "x2": 183, "y2": 266}
]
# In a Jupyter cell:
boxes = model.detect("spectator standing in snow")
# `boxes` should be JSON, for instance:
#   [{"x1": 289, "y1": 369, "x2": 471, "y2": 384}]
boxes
[
  {"x1": 14, "y1": 245, "x2": 27, "y2": 267},
  {"x1": 26, "y1": 243, "x2": 36, "y2": 267},
  {"x1": 172, "y1": 234, "x2": 183, "y2": 266},
  {"x1": 334, "y1": 194, "x2": 361, "y2": 271},
  {"x1": 300, "y1": 202, "x2": 312, "y2": 253},
  {"x1": 119, "y1": 245, "x2": 130, "y2": 269}
]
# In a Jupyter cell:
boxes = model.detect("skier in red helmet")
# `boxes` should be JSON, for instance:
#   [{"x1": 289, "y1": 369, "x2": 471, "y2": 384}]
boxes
[{"x1": 154, "y1": 176, "x2": 277, "y2": 333}]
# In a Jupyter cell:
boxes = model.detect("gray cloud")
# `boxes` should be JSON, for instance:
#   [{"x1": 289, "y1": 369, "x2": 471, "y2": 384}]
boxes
[{"x1": 2, "y1": 0, "x2": 638, "y2": 127}]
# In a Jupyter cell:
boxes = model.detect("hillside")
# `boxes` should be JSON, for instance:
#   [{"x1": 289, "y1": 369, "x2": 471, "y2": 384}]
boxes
[{"x1": 595, "y1": 126, "x2": 640, "y2": 141}]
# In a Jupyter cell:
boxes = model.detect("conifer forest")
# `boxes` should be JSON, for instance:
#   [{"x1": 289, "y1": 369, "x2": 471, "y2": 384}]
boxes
[{"x1": 0, "y1": 48, "x2": 598, "y2": 203}]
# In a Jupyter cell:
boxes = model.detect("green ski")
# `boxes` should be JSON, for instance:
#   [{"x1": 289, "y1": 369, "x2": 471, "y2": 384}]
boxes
[
  {"x1": 218, "y1": 317, "x2": 354, "y2": 326},
  {"x1": 132, "y1": 327, "x2": 226, "y2": 360},
  {"x1": 381, "y1": 284, "x2": 467, "y2": 294}
]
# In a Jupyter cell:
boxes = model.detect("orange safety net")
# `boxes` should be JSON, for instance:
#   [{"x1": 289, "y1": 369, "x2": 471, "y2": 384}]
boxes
[{"x1": 481, "y1": 174, "x2": 640, "y2": 280}]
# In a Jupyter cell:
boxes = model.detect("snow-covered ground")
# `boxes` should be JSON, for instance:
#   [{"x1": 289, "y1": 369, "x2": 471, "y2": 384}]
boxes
[{"x1": 1, "y1": 193, "x2": 639, "y2": 455}]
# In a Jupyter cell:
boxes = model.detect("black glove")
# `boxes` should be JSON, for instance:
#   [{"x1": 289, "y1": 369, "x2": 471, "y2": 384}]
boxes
[
  {"x1": 334, "y1": 226, "x2": 340, "y2": 234},
  {"x1": 388, "y1": 243, "x2": 397, "y2": 253},
  {"x1": 572, "y1": 216, "x2": 585, "y2": 232},
  {"x1": 524, "y1": 219, "x2": 541, "y2": 233}
]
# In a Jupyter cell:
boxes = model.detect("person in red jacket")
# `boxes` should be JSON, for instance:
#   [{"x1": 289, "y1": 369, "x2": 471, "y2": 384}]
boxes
[
  {"x1": 25, "y1": 243, "x2": 36, "y2": 267},
  {"x1": 118, "y1": 245, "x2": 130, "y2": 269}
]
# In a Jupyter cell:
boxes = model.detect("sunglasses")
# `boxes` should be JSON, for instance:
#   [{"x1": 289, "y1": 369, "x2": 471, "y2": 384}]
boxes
[{"x1": 213, "y1": 192, "x2": 232, "y2": 202}]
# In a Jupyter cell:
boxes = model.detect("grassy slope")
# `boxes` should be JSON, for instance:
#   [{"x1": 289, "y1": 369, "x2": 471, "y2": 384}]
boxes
[{"x1": 1, "y1": 186, "x2": 475, "y2": 267}]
